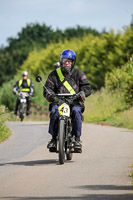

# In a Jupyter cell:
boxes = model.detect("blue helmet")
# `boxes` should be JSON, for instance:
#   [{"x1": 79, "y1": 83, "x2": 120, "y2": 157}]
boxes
[{"x1": 59, "y1": 49, "x2": 76, "y2": 68}]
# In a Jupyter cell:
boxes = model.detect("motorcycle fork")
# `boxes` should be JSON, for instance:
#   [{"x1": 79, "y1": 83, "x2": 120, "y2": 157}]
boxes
[
  {"x1": 56, "y1": 116, "x2": 68, "y2": 153},
  {"x1": 65, "y1": 118, "x2": 72, "y2": 151}
]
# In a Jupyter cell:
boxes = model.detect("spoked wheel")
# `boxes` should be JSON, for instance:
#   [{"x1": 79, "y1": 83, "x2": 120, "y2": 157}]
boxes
[
  {"x1": 19, "y1": 103, "x2": 25, "y2": 121},
  {"x1": 19, "y1": 110, "x2": 24, "y2": 121},
  {"x1": 20, "y1": 114, "x2": 24, "y2": 121},
  {"x1": 58, "y1": 119, "x2": 66, "y2": 165}
]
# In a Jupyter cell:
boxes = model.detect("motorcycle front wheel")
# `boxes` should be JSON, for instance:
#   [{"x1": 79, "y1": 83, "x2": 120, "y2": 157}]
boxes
[
  {"x1": 19, "y1": 103, "x2": 25, "y2": 121},
  {"x1": 58, "y1": 119, "x2": 66, "y2": 165}
]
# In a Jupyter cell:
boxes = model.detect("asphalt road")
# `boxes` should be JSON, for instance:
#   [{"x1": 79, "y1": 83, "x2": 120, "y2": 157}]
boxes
[{"x1": 0, "y1": 121, "x2": 133, "y2": 200}]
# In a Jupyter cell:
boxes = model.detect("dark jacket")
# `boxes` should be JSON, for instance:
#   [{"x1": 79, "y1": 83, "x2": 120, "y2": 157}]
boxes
[{"x1": 43, "y1": 68, "x2": 91, "y2": 106}]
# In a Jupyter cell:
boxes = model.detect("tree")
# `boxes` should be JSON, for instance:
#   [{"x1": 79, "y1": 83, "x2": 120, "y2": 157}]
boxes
[{"x1": 0, "y1": 23, "x2": 100, "y2": 86}]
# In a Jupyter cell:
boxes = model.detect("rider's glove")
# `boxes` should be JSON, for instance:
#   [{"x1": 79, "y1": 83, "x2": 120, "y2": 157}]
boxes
[
  {"x1": 46, "y1": 93, "x2": 55, "y2": 102},
  {"x1": 30, "y1": 93, "x2": 34, "y2": 97},
  {"x1": 79, "y1": 91, "x2": 85, "y2": 102},
  {"x1": 13, "y1": 90, "x2": 18, "y2": 95}
]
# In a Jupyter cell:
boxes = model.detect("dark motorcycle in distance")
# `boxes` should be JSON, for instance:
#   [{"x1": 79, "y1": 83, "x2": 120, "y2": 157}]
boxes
[
  {"x1": 18, "y1": 92, "x2": 29, "y2": 121},
  {"x1": 36, "y1": 75, "x2": 82, "y2": 165}
]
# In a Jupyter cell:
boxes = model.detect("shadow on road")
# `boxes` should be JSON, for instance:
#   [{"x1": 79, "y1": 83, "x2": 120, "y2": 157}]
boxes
[
  {"x1": 10, "y1": 124, "x2": 49, "y2": 127},
  {"x1": 0, "y1": 185, "x2": 133, "y2": 199},
  {"x1": 0, "y1": 193, "x2": 133, "y2": 200},
  {"x1": 0, "y1": 159, "x2": 57, "y2": 166},
  {"x1": 74, "y1": 184, "x2": 133, "y2": 191}
]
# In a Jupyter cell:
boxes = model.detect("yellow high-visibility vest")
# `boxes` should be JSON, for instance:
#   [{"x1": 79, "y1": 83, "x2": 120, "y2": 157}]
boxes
[
  {"x1": 56, "y1": 68, "x2": 76, "y2": 94},
  {"x1": 18, "y1": 79, "x2": 30, "y2": 92}
]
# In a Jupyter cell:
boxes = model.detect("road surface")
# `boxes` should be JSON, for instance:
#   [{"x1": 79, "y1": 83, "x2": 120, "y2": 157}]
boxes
[{"x1": 0, "y1": 121, "x2": 133, "y2": 200}]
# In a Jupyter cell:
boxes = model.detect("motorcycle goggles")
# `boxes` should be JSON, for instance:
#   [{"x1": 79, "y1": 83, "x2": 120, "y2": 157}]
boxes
[{"x1": 62, "y1": 58, "x2": 72, "y2": 64}]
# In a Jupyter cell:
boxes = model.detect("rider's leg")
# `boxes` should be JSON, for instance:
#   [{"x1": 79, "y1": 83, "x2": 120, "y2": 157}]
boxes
[
  {"x1": 26, "y1": 97, "x2": 31, "y2": 115},
  {"x1": 48, "y1": 104, "x2": 59, "y2": 148},
  {"x1": 71, "y1": 106, "x2": 82, "y2": 137},
  {"x1": 14, "y1": 98, "x2": 20, "y2": 115},
  {"x1": 71, "y1": 106, "x2": 82, "y2": 148}
]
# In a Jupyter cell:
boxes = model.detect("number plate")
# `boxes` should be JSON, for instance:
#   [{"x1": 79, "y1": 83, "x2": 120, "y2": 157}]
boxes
[
  {"x1": 20, "y1": 99, "x2": 26, "y2": 103},
  {"x1": 58, "y1": 103, "x2": 70, "y2": 117}
]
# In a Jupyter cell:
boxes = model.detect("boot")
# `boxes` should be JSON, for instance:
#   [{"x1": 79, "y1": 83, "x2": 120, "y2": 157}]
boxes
[
  {"x1": 47, "y1": 137, "x2": 56, "y2": 149},
  {"x1": 74, "y1": 136, "x2": 82, "y2": 153}
]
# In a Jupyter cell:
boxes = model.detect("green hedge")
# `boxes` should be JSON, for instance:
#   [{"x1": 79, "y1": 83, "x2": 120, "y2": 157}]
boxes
[
  {"x1": 0, "y1": 106, "x2": 10, "y2": 142},
  {"x1": 18, "y1": 27, "x2": 133, "y2": 90},
  {"x1": 105, "y1": 56, "x2": 133, "y2": 105}
]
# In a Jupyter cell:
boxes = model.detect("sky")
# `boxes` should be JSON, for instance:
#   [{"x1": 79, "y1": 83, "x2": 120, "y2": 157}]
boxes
[{"x1": 0, "y1": 0, "x2": 133, "y2": 47}]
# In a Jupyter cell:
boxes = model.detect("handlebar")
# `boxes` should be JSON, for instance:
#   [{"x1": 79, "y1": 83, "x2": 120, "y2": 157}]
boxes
[
  {"x1": 52, "y1": 93, "x2": 81, "y2": 105},
  {"x1": 54, "y1": 93, "x2": 80, "y2": 99},
  {"x1": 18, "y1": 92, "x2": 29, "y2": 98}
]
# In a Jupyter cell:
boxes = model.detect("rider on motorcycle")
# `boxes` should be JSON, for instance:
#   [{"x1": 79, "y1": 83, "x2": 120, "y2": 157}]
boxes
[
  {"x1": 43, "y1": 49, "x2": 91, "y2": 150},
  {"x1": 13, "y1": 71, "x2": 34, "y2": 115}
]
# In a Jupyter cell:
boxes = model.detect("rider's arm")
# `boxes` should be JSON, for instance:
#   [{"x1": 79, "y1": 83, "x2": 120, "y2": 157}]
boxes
[
  {"x1": 13, "y1": 81, "x2": 19, "y2": 95},
  {"x1": 29, "y1": 80, "x2": 34, "y2": 96},
  {"x1": 43, "y1": 71, "x2": 56, "y2": 102},
  {"x1": 77, "y1": 69, "x2": 91, "y2": 102},
  {"x1": 79, "y1": 70, "x2": 91, "y2": 96}
]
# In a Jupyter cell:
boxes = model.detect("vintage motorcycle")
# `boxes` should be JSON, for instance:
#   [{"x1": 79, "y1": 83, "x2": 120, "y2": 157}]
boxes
[
  {"x1": 18, "y1": 92, "x2": 29, "y2": 121},
  {"x1": 36, "y1": 75, "x2": 82, "y2": 165}
]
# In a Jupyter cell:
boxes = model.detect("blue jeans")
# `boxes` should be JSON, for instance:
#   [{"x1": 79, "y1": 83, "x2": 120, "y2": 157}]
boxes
[{"x1": 49, "y1": 104, "x2": 83, "y2": 138}]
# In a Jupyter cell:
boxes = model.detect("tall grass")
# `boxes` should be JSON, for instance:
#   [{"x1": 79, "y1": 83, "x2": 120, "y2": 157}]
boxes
[
  {"x1": 84, "y1": 88, "x2": 133, "y2": 129},
  {"x1": 0, "y1": 106, "x2": 11, "y2": 143}
]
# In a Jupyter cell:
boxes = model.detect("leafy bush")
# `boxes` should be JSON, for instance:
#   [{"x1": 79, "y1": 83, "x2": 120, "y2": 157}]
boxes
[
  {"x1": 30, "y1": 73, "x2": 49, "y2": 106},
  {"x1": 0, "y1": 23, "x2": 100, "y2": 86},
  {"x1": 105, "y1": 56, "x2": 133, "y2": 105},
  {"x1": 0, "y1": 79, "x2": 17, "y2": 111},
  {"x1": 0, "y1": 106, "x2": 10, "y2": 142},
  {"x1": 18, "y1": 27, "x2": 133, "y2": 90},
  {"x1": 0, "y1": 73, "x2": 48, "y2": 111}
]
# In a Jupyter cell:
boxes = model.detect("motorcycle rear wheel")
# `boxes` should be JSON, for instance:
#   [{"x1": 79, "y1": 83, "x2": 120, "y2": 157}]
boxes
[{"x1": 66, "y1": 151, "x2": 73, "y2": 160}]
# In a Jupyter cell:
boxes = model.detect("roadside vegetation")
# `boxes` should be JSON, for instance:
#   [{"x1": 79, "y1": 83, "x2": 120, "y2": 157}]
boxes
[
  {"x1": 129, "y1": 167, "x2": 133, "y2": 185},
  {"x1": 84, "y1": 56, "x2": 133, "y2": 129},
  {"x1": 84, "y1": 88, "x2": 133, "y2": 129},
  {"x1": 0, "y1": 106, "x2": 11, "y2": 143},
  {"x1": 0, "y1": 19, "x2": 133, "y2": 142}
]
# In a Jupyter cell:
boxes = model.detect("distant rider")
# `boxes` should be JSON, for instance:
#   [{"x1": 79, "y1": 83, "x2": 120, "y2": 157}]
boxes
[
  {"x1": 54, "y1": 62, "x2": 60, "y2": 69},
  {"x1": 13, "y1": 71, "x2": 34, "y2": 115},
  {"x1": 43, "y1": 49, "x2": 91, "y2": 151}
]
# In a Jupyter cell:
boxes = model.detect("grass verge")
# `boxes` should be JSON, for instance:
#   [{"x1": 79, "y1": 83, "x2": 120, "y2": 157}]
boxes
[
  {"x1": 129, "y1": 164, "x2": 133, "y2": 185},
  {"x1": 0, "y1": 106, "x2": 11, "y2": 143},
  {"x1": 84, "y1": 88, "x2": 133, "y2": 129}
]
